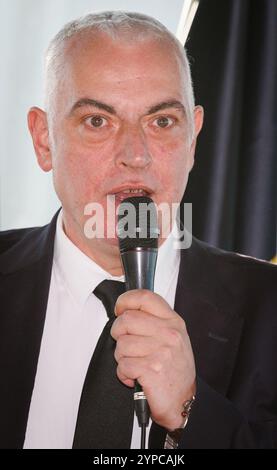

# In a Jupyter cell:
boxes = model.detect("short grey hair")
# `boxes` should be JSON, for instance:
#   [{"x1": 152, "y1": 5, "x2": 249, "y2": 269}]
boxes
[{"x1": 44, "y1": 11, "x2": 195, "y2": 140}]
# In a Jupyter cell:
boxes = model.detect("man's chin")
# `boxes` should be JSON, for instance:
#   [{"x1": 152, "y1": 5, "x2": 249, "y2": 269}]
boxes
[{"x1": 104, "y1": 236, "x2": 121, "y2": 248}]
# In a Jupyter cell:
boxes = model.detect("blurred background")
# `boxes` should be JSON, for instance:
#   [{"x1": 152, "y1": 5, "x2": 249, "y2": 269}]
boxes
[{"x1": 0, "y1": 0, "x2": 276, "y2": 261}]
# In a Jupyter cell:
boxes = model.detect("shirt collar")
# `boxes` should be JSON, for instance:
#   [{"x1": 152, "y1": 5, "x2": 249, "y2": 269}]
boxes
[
  {"x1": 154, "y1": 225, "x2": 180, "y2": 299},
  {"x1": 54, "y1": 211, "x2": 124, "y2": 307}
]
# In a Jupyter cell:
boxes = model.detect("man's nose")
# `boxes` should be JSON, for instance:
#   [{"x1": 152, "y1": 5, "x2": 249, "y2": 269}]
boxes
[{"x1": 115, "y1": 125, "x2": 152, "y2": 169}]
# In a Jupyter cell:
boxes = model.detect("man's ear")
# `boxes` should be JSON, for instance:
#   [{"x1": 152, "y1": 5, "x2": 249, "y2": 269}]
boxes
[
  {"x1": 188, "y1": 105, "x2": 204, "y2": 171},
  {"x1": 193, "y1": 105, "x2": 204, "y2": 140},
  {"x1": 27, "y1": 107, "x2": 52, "y2": 172}
]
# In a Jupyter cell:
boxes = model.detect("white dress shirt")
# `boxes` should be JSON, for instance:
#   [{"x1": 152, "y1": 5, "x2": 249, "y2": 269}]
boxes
[{"x1": 23, "y1": 211, "x2": 180, "y2": 449}]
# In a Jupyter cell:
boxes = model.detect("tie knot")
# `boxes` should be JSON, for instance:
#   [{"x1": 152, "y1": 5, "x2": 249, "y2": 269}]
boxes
[{"x1": 94, "y1": 280, "x2": 126, "y2": 319}]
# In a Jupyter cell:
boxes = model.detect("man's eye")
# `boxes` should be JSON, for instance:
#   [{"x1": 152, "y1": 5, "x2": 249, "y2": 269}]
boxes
[
  {"x1": 153, "y1": 116, "x2": 175, "y2": 128},
  {"x1": 85, "y1": 115, "x2": 108, "y2": 128}
]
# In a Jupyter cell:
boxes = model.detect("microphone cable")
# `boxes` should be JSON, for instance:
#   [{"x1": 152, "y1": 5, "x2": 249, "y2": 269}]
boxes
[{"x1": 134, "y1": 382, "x2": 150, "y2": 449}]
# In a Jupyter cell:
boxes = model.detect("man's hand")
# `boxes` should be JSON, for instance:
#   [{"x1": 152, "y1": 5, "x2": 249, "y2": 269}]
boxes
[{"x1": 111, "y1": 289, "x2": 196, "y2": 431}]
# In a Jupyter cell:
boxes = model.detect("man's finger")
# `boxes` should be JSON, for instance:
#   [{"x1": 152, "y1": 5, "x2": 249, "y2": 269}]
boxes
[
  {"x1": 115, "y1": 289, "x2": 174, "y2": 319},
  {"x1": 114, "y1": 334, "x2": 159, "y2": 361},
  {"x1": 111, "y1": 309, "x2": 168, "y2": 339}
]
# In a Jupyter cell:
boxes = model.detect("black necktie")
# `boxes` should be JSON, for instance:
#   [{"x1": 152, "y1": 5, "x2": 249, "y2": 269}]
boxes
[{"x1": 73, "y1": 280, "x2": 134, "y2": 449}]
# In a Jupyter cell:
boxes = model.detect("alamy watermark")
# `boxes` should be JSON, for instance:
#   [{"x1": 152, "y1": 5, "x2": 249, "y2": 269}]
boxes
[{"x1": 83, "y1": 196, "x2": 192, "y2": 249}]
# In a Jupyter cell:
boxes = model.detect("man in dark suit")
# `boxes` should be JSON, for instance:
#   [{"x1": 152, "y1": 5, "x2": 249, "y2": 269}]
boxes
[{"x1": 0, "y1": 11, "x2": 276, "y2": 449}]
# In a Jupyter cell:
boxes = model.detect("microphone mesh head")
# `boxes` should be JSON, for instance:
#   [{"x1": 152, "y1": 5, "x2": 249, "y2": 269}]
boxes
[{"x1": 117, "y1": 196, "x2": 159, "y2": 251}]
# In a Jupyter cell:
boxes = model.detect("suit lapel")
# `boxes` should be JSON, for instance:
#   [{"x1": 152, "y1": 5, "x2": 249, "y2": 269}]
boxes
[
  {"x1": 176, "y1": 238, "x2": 245, "y2": 394},
  {"x1": 175, "y1": 288, "x2": 244, "y2": 394},
  {"x1": 149, "y1": 237, "x2": 245, "y2": 448},
  {"x1": 0, "y1": 213, "x2": 58, "y2": 448}
]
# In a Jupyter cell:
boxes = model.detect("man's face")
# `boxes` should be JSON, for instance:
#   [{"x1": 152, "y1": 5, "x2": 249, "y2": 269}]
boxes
[{"x1": 31, "y1": 33, "x2": 203, "y2": 251}]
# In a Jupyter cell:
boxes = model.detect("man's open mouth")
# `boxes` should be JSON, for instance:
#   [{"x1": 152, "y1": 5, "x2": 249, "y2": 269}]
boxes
[{"x1": 109, "y1": 186, "x2": 153, "y2": 202}]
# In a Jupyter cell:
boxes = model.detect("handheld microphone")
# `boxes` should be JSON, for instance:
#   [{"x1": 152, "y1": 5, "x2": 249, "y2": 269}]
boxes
[{"x1": 117, "y1": 196, "x2": 159, "y2": 445}]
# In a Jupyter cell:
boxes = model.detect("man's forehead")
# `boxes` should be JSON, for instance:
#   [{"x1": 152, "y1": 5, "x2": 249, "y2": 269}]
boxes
[
  {"x1": 61, "y1": 30, "x2": 181, "y2": 71},
  {"x1": 60, "y1": 39, "x2": 184, "y2": 96},
  {"x1": 51, "y1": 31, "x2": 186, "y2": 114}
]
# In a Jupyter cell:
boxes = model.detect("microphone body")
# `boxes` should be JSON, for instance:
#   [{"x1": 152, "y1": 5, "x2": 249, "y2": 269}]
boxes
[
  {"x1": 120, "y1": 247, "x2": 158, "y2": 428},
  {"x1": 118, "y1": 197, "x2": 159, "y2": 430},
  {"x1": 120, "y1": 247, "x2": 157, "y2": 291}
]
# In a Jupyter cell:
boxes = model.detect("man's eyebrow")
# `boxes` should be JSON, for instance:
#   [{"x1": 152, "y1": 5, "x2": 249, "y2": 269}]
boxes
[
  {"x1": 146, "y1": 100, "x2": 186, "y2": 115},
  {"x1": 68, "y1": 98, "x2": 186, "y2": 117},
  {"x1": 69, "y1": 98, "x2": 116, "y2": 116}
]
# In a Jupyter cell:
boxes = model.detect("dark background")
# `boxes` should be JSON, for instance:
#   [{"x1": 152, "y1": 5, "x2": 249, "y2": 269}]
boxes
[{"x1": 183, "y1": 0, "x2": 277, "y2": 260}]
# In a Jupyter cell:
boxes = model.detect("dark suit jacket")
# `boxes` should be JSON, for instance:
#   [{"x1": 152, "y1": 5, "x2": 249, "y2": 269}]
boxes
[{"x1": 0, "y1": 212, "x2": 276, "y2": 449}]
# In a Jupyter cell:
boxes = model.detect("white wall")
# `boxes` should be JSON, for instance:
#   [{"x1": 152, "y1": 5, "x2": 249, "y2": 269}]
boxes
[{"x1": 0, "y1": 0, "x2": 185, "y2": 229}]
